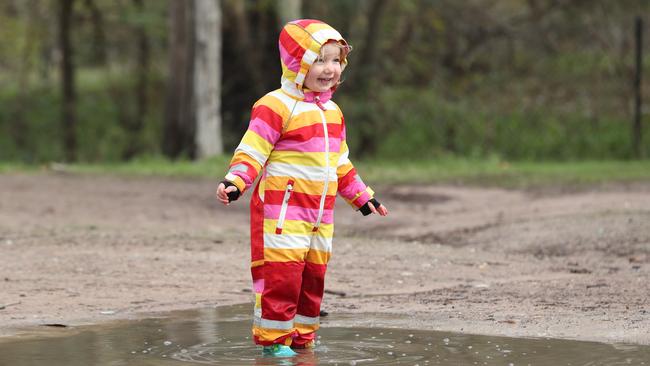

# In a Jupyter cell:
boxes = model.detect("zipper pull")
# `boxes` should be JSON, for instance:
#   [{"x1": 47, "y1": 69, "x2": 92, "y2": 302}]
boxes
[
  {"x1": 285, "y1": 183, "x2": 293, "y2": 203},
  {"x1": 314, "y1": 95, "x2": 326, "y2": 111}
]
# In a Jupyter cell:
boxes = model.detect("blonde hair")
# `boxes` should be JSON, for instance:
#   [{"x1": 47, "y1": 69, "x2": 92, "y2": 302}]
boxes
[{"x1": 320, "y1": 40, "x2": 353, "y2": 71}]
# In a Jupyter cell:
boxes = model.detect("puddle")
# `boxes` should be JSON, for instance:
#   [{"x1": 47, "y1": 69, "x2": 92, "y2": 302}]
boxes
[{"x1": 1, "y1": 304, "x2": 648, "y2": 365}]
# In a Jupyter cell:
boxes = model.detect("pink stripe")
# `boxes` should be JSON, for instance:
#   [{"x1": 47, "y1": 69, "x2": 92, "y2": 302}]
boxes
[
  {"x1": 353, "y1": 191, "x2": 371, "y2": 207},
  {"x1": 274, "y1": 137, "x2": 341, "y2": 152},
  {"x1": 279, "y1": 43, "x2": 301, "y2": 73},
  {"x1": 249, "y1": 117, "x2": 281, "y2": 144},
  {"x1": 339, "y1": 180, "x2": 367, "y2": 201},
  {"x1": 253, "y1": 279, "x2": 264, "y2": 294},
  {"x1": 264, "y1": 204, "x2": 333, "y2": 224}
]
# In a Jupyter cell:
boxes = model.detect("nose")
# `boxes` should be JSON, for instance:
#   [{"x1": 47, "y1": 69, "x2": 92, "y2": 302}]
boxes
[{"x1": 323, "y1": 61, "x2": 335, "y2": 73}]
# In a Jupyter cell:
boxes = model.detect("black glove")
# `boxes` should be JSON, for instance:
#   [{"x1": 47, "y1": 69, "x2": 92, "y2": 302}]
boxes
[
  {"x1": 359, "y1": 198, "x2": 381, "y2": 216},
  {"x1": 220, "y1": 180, "x2": 241, "y2": 203}
]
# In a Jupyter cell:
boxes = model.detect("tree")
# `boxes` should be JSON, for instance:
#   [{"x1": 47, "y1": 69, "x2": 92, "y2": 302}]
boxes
[
  {"x1": 163, "y1": 0, "x2": 194, "y2": 159},
  {"x1": 194, "y1": 0, "x2": 223, "y2": 158},
  {"x1": 59, "y1": 0, "x2": 77, "y2": 162},
  {"x1": 277, "y1": 0, "x2": 301, "y2": 26}
]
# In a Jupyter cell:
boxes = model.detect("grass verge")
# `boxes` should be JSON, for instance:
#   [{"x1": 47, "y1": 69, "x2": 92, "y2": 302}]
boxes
[{"x1": 2, "y1": 157, "x2": 650, "y2": 189}]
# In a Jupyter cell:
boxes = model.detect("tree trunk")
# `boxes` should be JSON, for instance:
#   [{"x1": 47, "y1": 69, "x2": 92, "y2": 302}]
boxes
[
  {"x1": 223, "y1": 0, "x2": 265, "y2": 96},
  {"x1": 59, "y1": 0, "x2": 77, "y2": 162},
  {"x1": 277, "y1": 0, "x2": 301, "y2": 26},
  {"x1": 122, "y1": 0, "x2": 151, "y2": 160},
  {"x1": 83, "y1": 0, "x2": 107, "y2": 65},
  {"x1": 350, "y1": 0, "x2": 388, "y2": 157},
  {"x1": 163, "y1": 0, "x2": 195, "y2": 159},
  {"x1": 194, "y1": 0, "x2": 222, "y2": 158}
]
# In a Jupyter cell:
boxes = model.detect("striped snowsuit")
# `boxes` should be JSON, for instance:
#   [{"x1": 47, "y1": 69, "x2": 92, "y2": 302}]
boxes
[{"x1": 224, "y1": 19, "x2": 374, "y2": 346}]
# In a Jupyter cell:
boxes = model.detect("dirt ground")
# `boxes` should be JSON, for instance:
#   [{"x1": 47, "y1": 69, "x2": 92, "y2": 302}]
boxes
[{"x1": 1, "y1": 172, "x2": 648, "y2": 345}]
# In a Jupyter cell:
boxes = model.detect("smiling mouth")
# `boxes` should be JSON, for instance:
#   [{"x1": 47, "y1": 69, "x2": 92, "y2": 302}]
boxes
[{"x1": 318, "y1": 78, "x2": 333, "y2": 82}]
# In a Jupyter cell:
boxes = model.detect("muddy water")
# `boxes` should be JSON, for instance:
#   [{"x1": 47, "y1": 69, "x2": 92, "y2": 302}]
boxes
[{"x1": 1, "y1": 304, "x2": 648, "y2": 365}]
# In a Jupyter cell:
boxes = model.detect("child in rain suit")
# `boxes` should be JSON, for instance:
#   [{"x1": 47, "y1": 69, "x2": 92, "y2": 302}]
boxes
[{"x1": 216, "y1": 19, "x2": 388, "y2": 357}]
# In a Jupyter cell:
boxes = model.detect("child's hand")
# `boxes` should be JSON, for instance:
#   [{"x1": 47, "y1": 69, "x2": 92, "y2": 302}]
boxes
[
  {"x1": 359, "y1": 198, "x2": 388, "y2": 216},
  {"x1": 216, "y1": 181, "x2": 240, "y2": 205},
  {"x1": 369, "y1": 202, "x2": 389, "y2": 216}
]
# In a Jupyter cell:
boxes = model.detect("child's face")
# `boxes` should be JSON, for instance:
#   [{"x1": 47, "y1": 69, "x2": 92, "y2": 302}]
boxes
[{"x1": 304, "y1": 43, "x2": 342, "y2": 93}]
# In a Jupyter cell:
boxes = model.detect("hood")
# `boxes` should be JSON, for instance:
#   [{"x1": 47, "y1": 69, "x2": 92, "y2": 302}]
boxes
[{"x1": 278, "y1": 19, "x2": 350, "y2": 101}]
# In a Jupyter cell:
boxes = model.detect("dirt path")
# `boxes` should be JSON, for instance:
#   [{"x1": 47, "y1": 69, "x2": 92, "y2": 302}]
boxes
[{"x1": 1, "y1": 173, "x2": 648, "y2": 344}]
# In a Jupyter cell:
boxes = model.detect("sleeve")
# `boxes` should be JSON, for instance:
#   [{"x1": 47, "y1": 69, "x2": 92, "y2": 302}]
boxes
[
  {"x1": 336, "y1": 115, "x2": 374, "y2": 210},
  {"x1": 224, "y1": 98, "x2": 285, "y2": 194}
]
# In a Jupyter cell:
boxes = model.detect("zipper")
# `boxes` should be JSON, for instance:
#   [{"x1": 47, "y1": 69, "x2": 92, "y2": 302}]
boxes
[
  {"x1": 313, "y1": 95, "x2": 329, "y2": 232},
  {"x1": 275, "y1": 180, "x2": 294, "y2": 234}
]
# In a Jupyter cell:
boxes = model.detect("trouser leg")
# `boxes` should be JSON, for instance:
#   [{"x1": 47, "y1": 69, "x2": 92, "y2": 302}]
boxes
[
  {"x1": 293, "y1": 261, "x2": 326, "y2": 346},
  {"x1": 294, "y1": 233, "x2": 330, "y2": 345},
  {"x1": 250, "y1": 186, "x2": 310, "y2": 345}
]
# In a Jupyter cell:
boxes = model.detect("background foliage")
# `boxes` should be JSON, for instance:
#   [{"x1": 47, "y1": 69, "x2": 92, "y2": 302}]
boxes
[{"x1": 0, "y1": 0, "x2": 648, "y2": 163}]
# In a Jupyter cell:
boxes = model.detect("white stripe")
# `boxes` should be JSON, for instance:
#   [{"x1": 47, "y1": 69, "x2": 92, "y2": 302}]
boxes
[
  {"x1": 310, "y1": 235, "x2": 332, "y2": 252},
  {"x1": 270, "y1": 88, "x2": 301, "y2": 110},
  {"x1": 235, "y1": 142, "x2": 267, "y2": 166},
  {"x1": 337, "y1": 149, "x2": 349, "y2": 167},
  {"x1": 260, "y1": 318, "x2": 294, "y2": 330},
  {"x1": 295, "y1": 72, "x2": 305, "y2": 86},
  {"x1": 290, "y1": 100, "x2": 323, "y2": 114},
  {"x1": 303, "y1": 49, "x2": 319, "y2": 65},
  {"x1": 310, "y1": 29, "x2": 343, "y2": 45},
  {"x1": 266, "y1": 162, "x2": 337, "y2": 181},
  {"x1": 264, "y1": 233, "x2": 311, "y2": 250},
  {"x1": 295, "y1": 314, "x2": 320, "y2": 325},
  {"x1": 254, "y1": 307, "x2": 261, "y2": 318},
  {"x1": 313, "y1": 108, "x2": 330, "y2": 229},
  {"x1": 225, "y1": 172, "x2": 240, "y2": 182}
]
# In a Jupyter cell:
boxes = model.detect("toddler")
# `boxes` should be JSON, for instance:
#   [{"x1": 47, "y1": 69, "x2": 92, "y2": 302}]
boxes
[{"x1": 216, "y1": 19, "x2": 388, "y2": 357}]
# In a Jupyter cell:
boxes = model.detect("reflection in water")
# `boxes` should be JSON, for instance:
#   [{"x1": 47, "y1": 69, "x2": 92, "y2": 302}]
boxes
[{"x1": 0, "y1": 303, "x2": 649, "y2": 365}]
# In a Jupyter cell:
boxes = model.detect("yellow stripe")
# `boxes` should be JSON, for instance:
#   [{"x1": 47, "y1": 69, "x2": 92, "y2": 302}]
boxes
[
  {"x1": 295, "y1": 322, "x2": 319, "y2": 334},
  {"x1": 231, "y1": 175, "x2": 246, "y2": 193},
  {"x1": 263, "y1": 176, "x2": 336, "y2": 196},
  {"x1": 284, "y1": 110, "x2": 341, "y2": 132},
  {"x1": 281, "y1": 67, "x2": 298, "y2": 81},
  {"x1": 251, "y1": 259, "x2": 264, "y2": 268},
  {"x1": 304, "y1": 22, "x2": 337, "y2": 35},
  {"x1": 255, "y1": 293, "x2": 261, "y2": 308},
  {"x1": 269, "y1": 150, "x2": 328, "y2": 166},
  {"x1": 305, "y1": 249, "x2": 330, "y2": 265},
  {"x1": 263, "y1": 219, "x2": 333, "y2": 237},
  {"x1": 231, "y1": 151, "x2": 262, "y2": 171},
  {"x1": 285, "y1": 25, "x2": 315, "y2": 52},
  {"x1": 254, "y1": 94, "x2": 291, "y2": 119},
  {"x1": 264, "y1": 247, "x2": 308, "y2": 262},
  {"x1": 242, "y1": 130, "x2": 274, "y2": 154},
  {"x1": 253, "y1": 327, "x2": 292, "y2": 343},
  {"x1": 337, "y1": 161, "x2": 353, "y2": 176}
]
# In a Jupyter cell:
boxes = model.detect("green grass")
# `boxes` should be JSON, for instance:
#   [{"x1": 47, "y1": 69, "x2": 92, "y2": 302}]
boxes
[
  {"x1": 2, "y1": 156, "x2": 650, "y2": 189},
  {"x1": 357, "y1": 158, "x2": 650, "y2": 188}
]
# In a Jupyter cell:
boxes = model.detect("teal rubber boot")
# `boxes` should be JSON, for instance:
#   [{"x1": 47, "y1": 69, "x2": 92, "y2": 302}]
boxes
[{"x1": 262, "y1": 344, "x2": 298, "y2": 357}]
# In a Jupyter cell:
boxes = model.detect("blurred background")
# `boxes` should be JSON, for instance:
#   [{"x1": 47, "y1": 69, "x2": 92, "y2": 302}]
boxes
[{"x1": 0, "y1": 0, "x2": 648, "y2": 164}]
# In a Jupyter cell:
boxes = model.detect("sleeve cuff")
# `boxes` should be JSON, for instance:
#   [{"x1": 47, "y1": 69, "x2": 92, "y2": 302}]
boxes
[
  {"x1": 225, "y1": 172, "x2": 247, "y2": 193},
  {"x1": 350, "y1": 186, "x2": 374, "y2": 209}
]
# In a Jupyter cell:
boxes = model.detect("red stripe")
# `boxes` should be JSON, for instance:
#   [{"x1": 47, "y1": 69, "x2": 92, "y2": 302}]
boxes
[
  {"x1": 250, "y1": 183, "x2": 265, "y2": 264},
  {"x1": 338, "y1": 168, "x2": 357, "y2": 187},
  {"x1": 264, "y1": 190, "x2": 335, "y2": 210},
  {"x1": 296, "y1": 262, "x2": 327, "y2": 317},
  {"x1": 279, "y1": 30, "x2": 305, "y2": 60},
  {"x1": 283, "y1": 123, "x2": 342, "y2": 142},
  {"x1": 251, "y1": 104, "x2": 284, "y2": 133}
]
